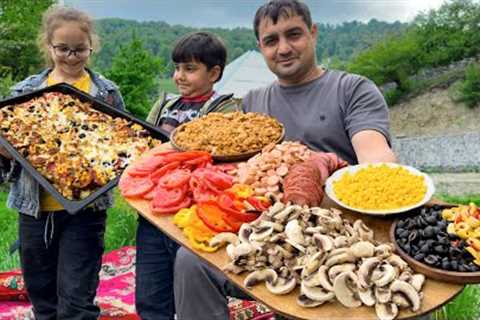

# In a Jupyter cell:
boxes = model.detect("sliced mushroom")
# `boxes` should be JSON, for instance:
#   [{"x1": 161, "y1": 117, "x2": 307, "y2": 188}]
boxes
[
  {"x1": 333, "y1": 271, "x2": 362, "y2": 308},
  {"x1": 229, "y1": 243, "x2": 255, "y2": 260},
  {"x1": 301, "y1": 251, "x2": 326, "y2": 279},
  {"x1": 297, "y1": 294, "x2": 325, "y2": 308},
  {"x1": 334, "y1": 236, "x2": 350, "y2": 248},
  {"x1": 266, "y1": 201, "x2": 285, "y2": 217},
  {"x1": 354, "y1": 220, "x2": 374, "y2": 242},
  {"x1": 222, "y1": 262, "x2": 245, "y2": 274},
  {"x1": 303, "y1": 265, "x2": 333, "y2": 291},
  {"x1": 313, "y1": 234, "x2": 334, "y2": 252},
  {"x1": 285, "y1": 219, "x2": 305, "y2": 245},
  {"x1": 305, "y1": 226, "x2": 328, "y2": 234},
  {"x1": 300, "y1": 281, "x2": 335, "y2": 302},
  {"x1": 325, "y1": 251, "x2": 357, "y2": 267},
  {"x1": 328, "y1": 263, "x2": 356, "y2": 283},
  {"x1": 374, "y1": 244, "x2": 393, "y2": 259},
  {"x1": 266, "y1": 276, "x2": 297, "y2": 295},
  {"x1": 409, "y1": 274, "x2": 426, "y2": 292},
  {"x1": 358, "y1": 287, "x2": 376, "y2": 306},
  {"x1": 387, "y1": 254, "x2": 409, "y2": 273},
  {"x1": 273, "y1": 205, "x2": 301, "y2": 222},
  {"x1": 375, "y1": 302, "x2": 398, "y2": 320},
  {"x1": 259, "y1": 220, "x2": 284, "y2": 232},
  {"x1": 350, "y1": 241, "x2": 375, "y2": 258},
  {"x1": 249, "y1": 226, "x2": 274, "y2": 242},
  {"x1": 244, "y1": 269, "x2": 278, "y2": 289},
  {"x1": 209, "y1": 232, "x2": 239, "y2": 248},
  {"x1": 372, "y1": 263, "x2": 397, "y2": 287},
  {"x1": 238, "y1": 224, "x2": 253, "y2": 243},
  {"x1": 358, "y1": 257, "x2": 381, "y2": 289},
  {"x1": 392, "y1": 292, "x2": 411, "y2": 309},
  {"x1": 390, "y1": 280, "x2": 421, "y2": 312},
  {"x1": 375, "y1": 286, "x2": 392, "y2": 304},
  {"x1": 285, "y1": 239, "x2": 306, "y2": 253}
]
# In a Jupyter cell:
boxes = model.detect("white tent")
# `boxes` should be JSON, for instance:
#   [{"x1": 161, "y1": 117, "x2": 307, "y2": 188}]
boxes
[{"x1": 214, "y1": 50, "x2": 276, "y2": 98}]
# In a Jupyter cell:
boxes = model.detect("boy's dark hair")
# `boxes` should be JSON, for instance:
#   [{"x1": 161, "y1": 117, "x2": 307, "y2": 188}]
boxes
[
  {"x1": 253, "y1": 0, "x2": 312, "y2": 40},
  {"x1": 172, "y1": 32, "x2": 227, "y2": 83}
]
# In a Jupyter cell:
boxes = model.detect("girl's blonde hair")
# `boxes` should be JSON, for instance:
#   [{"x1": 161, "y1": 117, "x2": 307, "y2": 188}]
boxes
[{"x1": 38, "y1": 6, "x2": 100, "y2": 67}]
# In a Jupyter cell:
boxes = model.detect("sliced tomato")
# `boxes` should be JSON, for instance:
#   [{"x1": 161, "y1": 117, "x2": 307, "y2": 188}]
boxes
[
  {"x1": 120, "y1": 176, "x2": 155, "y2": 198},
  {"x1": 197, "y1": 202, "x2": 234, "y2": 233},
  {"x1": 192, "y1": 186, "x2": 217, "y2": 203},
  {"x1": 128, "y1": 156, "x2": 166, "y2": 176},
  {"x1": 204, "y1": 171, "x2": 233, "y2": 190},
  {"x1": 151, "y1": 196, "x2": 192, "y2": 215},
  {"x1": 150, "y1": 161, "x2": 181, "y2": 183},
  {"x1": 151, "y1": 185, "x2": 188, "y2": 208},
  {"x1": 143, "y1": 188, "x2": 157, "y2": 200},
  {"x1": 213, "y1": 163, "x2": 237, "y2": 173},
  {"x1": 158, "y1": 169, "x2": 191, "y2": 189}
]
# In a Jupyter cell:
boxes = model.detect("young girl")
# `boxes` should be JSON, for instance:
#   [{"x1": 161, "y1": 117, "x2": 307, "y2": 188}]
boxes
[{"x1": 0, "y1": 6, "x2": 125, "y2": 320}]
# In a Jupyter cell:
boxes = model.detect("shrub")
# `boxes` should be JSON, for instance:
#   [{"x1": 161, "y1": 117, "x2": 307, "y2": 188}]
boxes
[{"x1": 458, "y1": 64, "x2": 480, "y2": 108}]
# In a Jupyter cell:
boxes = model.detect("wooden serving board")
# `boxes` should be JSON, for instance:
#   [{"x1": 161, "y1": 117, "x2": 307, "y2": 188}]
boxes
[
  {"x1": 124, "y1": 143, "x2": 463, "y2": 319},
  {"x1": 127, "y1": 196, "x2": 463, "y2": 320}
]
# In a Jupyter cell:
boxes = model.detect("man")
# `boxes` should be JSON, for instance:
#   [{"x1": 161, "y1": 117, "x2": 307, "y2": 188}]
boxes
[{"x1": 173, "y1": 1, "x2": 396, "y2": 319}]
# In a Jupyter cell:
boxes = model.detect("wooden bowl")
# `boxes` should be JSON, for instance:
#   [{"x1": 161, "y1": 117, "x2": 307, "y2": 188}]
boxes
[
  {"x1": 170, "y1": 125, "x2": 285, "y2": 163},
  {"x1": 390, "y1": 220, "x2": 480, "y2": 284}
]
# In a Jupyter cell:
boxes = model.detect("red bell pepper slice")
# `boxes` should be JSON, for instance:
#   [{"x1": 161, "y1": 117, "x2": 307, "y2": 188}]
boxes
[
  {"x1": 217, "y1": 194, "x2": 259, "y2": 222},
  {"x1": 197, "y1": 202, "x2": 234, "y2": 233}
]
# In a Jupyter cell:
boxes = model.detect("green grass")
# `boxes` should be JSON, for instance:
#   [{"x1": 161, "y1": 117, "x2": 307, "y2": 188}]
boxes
[{"x1": 0, "y1": 189, "x2": 138, "y2": 271}]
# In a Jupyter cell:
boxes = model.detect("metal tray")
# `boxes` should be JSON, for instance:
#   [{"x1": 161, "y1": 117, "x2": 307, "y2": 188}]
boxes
[{"x1": 0, "y1": 82, "x2": 169, "y2": 214}]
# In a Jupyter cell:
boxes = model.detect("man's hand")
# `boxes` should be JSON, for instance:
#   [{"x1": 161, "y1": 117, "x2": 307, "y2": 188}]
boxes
[
  {"x1": 0, "y1": 146, "x2": 12, "y2": 159},
  {"x1": 351, "y1": 130, "x2": 396, "y2": 164}
]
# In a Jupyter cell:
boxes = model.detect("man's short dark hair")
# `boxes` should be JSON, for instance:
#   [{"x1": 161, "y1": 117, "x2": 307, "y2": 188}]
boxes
[
  {"x1": 253, "y1": 0, "x2": 312, "y2": 40},
  {"x1": 172, "y1": 32, "x2": 227, "y2": 82}
]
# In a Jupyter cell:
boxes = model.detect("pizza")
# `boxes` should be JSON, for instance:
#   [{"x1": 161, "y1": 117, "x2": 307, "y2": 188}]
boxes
[{"x1": 0, "y1": 92, "x2": 160, "y2": 200}]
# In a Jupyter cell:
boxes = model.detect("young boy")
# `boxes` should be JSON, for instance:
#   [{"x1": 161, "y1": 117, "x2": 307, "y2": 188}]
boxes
[{"x1": 135, "y1": 32, "x2": 239, "y2": 320}]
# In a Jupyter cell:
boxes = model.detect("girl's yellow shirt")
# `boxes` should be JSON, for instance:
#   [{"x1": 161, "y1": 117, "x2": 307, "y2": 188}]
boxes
[{"x1": 41, "y1": 72, "x2": 91, "y2": 211}]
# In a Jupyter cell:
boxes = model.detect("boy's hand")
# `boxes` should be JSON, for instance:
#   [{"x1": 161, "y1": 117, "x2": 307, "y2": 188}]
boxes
[{"x1": 0, "y1": 146, "x2": 13, "y2": 159}]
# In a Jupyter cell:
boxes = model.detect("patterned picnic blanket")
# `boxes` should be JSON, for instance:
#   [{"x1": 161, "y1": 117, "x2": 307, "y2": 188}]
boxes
[{"x1": 0, "y1": 246, "x2": 274, "y2": 320}]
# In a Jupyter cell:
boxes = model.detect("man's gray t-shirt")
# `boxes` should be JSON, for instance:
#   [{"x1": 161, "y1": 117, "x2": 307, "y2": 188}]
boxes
[{"x1": 242, "y1": 69, "x2": 391, "y2": 164}]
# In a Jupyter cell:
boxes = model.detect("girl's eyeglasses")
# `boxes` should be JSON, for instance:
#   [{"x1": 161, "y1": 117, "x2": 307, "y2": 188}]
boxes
[{"x1": 50, "y1": 44, "x2": 92, "y2": 59}]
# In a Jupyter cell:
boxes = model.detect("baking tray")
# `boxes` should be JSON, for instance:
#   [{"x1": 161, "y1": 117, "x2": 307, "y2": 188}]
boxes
[{"x1": 0, "y1": 82, "x2": 169, "y2": 214}]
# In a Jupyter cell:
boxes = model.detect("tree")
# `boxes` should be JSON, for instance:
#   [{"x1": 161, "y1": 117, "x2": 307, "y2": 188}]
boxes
[
  {"x1": 415, "y1": 0, "x2": 480, "y2": 67},
  {"x1": 0, "y1": 0, "x2": 54, "y2": 80},
  {"x1": 106, "y1": 34, "x2": 164, "y2": 119}
]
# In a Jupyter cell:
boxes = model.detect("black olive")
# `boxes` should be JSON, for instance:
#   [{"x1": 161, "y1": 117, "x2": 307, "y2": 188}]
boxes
[
  {"x1": 79, "y1": 133, "x2": 86, "y2": 139},
  {"x1": 68, "y1": 101, "x2": 75, "y2": 106},
  {"x1": 398, "y1": 220, "x2": 406, "y2": 228},
  {"x1": 403, "y1": 243, "x2": 411, "y2": 253},
  {"x1": 423, "y1": 226, "x2": 435, "y2": 238},
  {"x1": 420, "y1": 207, "x2": 428, "y2": 215},
  {"x1": 434, "y1": 245, "x2": 447, "y2": 254},
  {"x1": 424, "y1": 255, "x2": 439, "y2": 265},
  {"x1": 81, "y1": 124, "x2": 89, "y2": 130},
  {"x1": 55, "y1": 138, "x2": 61, "y2": 146},
  {"x1": 408, "y1": 231, "x2": 419, "y2": 243},
  {"x1": 426, "y1": 215, "x2": 437, "y2": 224},
  {"x1": 92, "y1": 124, "x2": 98, "y2": 129},
  {"x1": 437, "y1": 220, "x2": 447, "y2": 230},
  {"x1": 459, "y1": 265, "x2": 467, "y2": 272},
  {"x1": 398, "y1": 229, "x2": 409, "y2": 239},
  {"x1": 441, "y1": 260, "x2": 451, "y2": 270},
  {"x1": 420, "y1": 243, "x2": 430, "y2": 253},
  {"x1": 433, "y1": 205, "x2": 441, "y2": 211},
  {"x1": 118, "y1": 152, "x2": 127, "y2": 158},
  {"x1": 414, "y1": 253, "x2": 425, "y2": 261}
]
